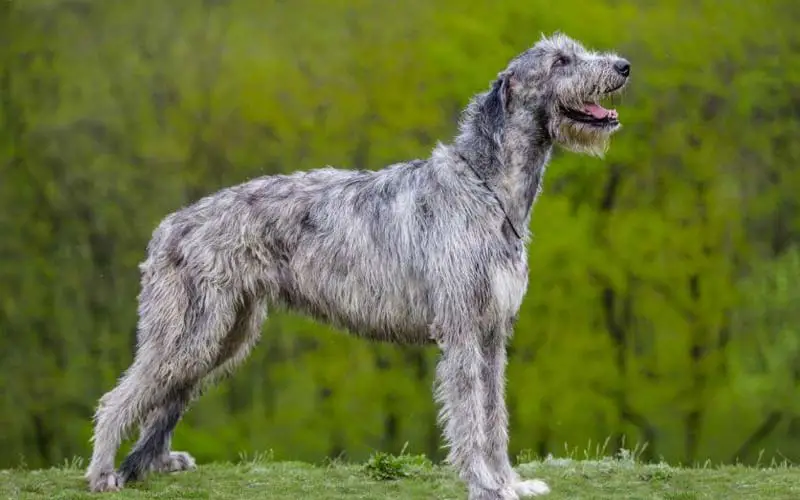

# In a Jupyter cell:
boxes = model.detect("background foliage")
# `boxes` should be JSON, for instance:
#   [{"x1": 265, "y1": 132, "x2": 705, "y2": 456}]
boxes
[{"x1": 2, "y1": 0, "x2": 799, "y2": 470}]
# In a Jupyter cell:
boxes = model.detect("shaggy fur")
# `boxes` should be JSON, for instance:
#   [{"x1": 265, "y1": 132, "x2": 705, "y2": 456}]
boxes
[{"x1": 85, "y1": 33, "x2": 630, "y2": 499}]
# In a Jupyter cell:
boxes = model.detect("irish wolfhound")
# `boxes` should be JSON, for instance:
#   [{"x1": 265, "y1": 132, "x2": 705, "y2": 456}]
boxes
[{"x1": 86, "y1": 33, "x2": 629, "y2": 499}]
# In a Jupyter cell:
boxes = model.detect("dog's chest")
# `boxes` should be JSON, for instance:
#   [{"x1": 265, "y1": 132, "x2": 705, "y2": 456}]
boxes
[{"x1": 488, "y1": 256, "x2": 528, "y2": 317}]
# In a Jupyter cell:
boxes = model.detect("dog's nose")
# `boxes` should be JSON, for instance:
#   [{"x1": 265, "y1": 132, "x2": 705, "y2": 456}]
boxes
[{"x1": 614, "y1": 59, "x2": 631, "y2": 77}]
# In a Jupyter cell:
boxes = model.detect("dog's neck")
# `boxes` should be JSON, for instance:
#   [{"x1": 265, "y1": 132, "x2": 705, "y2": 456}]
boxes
[{"x1": 453, "y1": 100, "x2": 553, "y2": 237}]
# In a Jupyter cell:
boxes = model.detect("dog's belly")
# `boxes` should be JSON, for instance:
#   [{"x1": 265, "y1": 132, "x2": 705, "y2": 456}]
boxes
[{"x1": 275, "y1": 266, "x2": 433, "y2": 344}]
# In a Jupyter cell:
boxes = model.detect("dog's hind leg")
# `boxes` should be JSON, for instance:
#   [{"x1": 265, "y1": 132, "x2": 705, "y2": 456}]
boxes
[
  {"x1": 118, "y1": 386, "x2": 196, "y2": 482},
  {"x1": 85, "y1": 359, "x2": 171, "y2": 493},
  {"x1": 119, "y1": 295, "x2": 267, "y2": 483},
  {"x1": 482, "y1": 327, "x2": 549, "y2": 498},
  {"x1": 86, "y1": 274, "x2": 239, "y2": 492}
]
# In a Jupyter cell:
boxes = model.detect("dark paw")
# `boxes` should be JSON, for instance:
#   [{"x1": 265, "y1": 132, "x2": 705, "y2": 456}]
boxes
[{"x1": 155, "y1": 451, "x2": 196, "y2": 473}]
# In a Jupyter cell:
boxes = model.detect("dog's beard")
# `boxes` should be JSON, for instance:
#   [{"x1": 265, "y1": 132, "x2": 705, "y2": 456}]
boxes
[{"x1": 551, "y1": 117, "x2": 615, "y2": 158}]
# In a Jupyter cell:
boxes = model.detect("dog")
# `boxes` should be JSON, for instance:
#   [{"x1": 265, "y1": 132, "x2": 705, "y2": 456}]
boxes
[{"x1": 86, "y1": 33, "x2": 630, "y2": 499}]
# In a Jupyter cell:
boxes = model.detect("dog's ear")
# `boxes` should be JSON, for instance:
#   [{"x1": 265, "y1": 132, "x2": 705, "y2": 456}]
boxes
[
  {"x1": 485, "y1": 70, "x2": 515, "y2": 132},
  {"x1": 498, "y1": 70, "x2": 515, "y2": 112}
]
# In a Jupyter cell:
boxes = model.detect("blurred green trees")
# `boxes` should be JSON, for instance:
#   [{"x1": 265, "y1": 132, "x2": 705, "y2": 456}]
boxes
[{"x1": 1, "y1": 0, "x2": 798, "y2": 469}]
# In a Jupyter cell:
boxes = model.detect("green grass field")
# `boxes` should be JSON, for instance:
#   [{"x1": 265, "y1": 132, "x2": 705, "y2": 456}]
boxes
[{"x1": 2, "y1": 452, "x2": 798, "y2": 500}]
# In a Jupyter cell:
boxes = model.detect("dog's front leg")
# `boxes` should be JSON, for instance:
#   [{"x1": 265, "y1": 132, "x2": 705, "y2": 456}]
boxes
[
  {"x1": 435, "y1": 337, "x2": 516, "y2": 500},
  {"x1": 482, "y1": 332, "x2": 515, "y2": 482},
  {"x1": 482, "y1": 331, "x2": 550, "y2": 498}
]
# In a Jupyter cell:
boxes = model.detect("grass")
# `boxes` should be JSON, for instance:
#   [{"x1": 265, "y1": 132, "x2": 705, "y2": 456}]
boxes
[{"x1": 2, "y1": 448, "x2": 799, "y2": 500}]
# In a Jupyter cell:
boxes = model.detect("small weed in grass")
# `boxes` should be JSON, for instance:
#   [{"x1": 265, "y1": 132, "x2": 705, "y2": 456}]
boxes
[{"x1": 364, "y1": 443, "x2": 433, "y2": 481}]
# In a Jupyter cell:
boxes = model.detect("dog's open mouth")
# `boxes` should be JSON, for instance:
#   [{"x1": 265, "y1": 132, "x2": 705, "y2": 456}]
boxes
[
  {"x1": 562, "y1": 101, "x2": 619, "y2": 127},
  {"x1": 561, "y1": 90, "x2": 622, "y2": 128}
]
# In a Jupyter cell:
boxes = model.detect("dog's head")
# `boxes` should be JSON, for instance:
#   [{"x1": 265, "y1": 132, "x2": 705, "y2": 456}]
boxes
[{"x1": 493, "y1": 33, "x2": 630, "y2": 157}]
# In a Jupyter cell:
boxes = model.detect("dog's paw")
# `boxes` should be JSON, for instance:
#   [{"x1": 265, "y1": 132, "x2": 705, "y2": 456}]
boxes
[
  {"x1": 469, "y1": 485, "x2": 520, "y2": 500},
  {"x1": 87, "y1": 470, "x2": 124, "y2": 492},
  {"x1": 512, "y1": 479, "x2": 550, "y2": 497},
  {"x1": 156, "y1": 451, "x2": 196, "y2": 473},
  {"x1": 500, "y1": 485, "x2": 523, "y2": 499}
]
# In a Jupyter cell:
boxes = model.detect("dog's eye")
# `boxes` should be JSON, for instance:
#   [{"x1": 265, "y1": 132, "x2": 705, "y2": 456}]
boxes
[{"x1": 553, "y1": 55, "x2": 570, "y2": 67}]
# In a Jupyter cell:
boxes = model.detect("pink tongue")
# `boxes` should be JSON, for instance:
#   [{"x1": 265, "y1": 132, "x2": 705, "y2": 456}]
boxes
[{"x1": 584, "y1": 103, "x2": 618, "y2": 120}]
